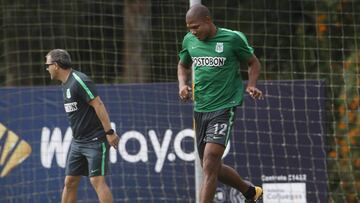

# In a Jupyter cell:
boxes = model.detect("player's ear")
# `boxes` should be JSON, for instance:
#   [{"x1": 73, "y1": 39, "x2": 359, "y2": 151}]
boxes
[
  {"x1": 54, "y1": 62, "x2": 59, "y2": 70},
  {"x1": 204, "y1": 16, "x2": 211, "y2": 23}
]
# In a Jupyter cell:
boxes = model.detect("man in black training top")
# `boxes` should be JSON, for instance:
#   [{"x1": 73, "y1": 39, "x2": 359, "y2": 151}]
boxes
[
  {"x1": 177, "y1": 4, "x2": 264, "y2": 203},
  {"x1": 45, "y1": 49, "x2": 119, "y2": 203}
]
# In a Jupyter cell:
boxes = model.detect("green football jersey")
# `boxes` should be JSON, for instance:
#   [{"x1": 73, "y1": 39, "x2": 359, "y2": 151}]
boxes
[{"x1": 179, "y1": 27, "x2": 254, "y2": 112}]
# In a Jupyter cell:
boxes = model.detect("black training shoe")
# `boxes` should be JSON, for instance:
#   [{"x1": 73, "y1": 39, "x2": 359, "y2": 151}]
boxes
[{"x1": 245, "y1": 186, "x2": 263, "y2": 203}]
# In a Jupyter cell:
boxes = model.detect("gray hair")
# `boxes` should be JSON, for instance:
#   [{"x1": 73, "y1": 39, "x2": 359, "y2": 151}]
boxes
[{"x1": 46, "y1": 49, "x2": 72, "y2": 69}]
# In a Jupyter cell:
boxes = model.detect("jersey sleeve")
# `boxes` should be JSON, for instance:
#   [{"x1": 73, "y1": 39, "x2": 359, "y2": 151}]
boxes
[
  {"x1": 178, "y1": 34, "x2": 192, "y2": 66},
  {"x1": 73, "y1": 72, "x2": 98, "y2": 103},
  {"x1": 233, "y1": 31, "x2": 254, "y2": 63}
]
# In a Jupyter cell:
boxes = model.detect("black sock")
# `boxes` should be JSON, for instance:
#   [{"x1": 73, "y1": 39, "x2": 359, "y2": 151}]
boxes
[{"x1": 243, "y1": 186, "x2": 256, "y2": 199}]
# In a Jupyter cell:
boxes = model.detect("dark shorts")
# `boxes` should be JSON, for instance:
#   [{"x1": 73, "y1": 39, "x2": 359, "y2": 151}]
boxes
[
  {"x1": 194, "y1": 107, "x2": 236, "y2": 160},
  {"x1": 65, "y1": 140, "x2": 110, "y2": 177}
]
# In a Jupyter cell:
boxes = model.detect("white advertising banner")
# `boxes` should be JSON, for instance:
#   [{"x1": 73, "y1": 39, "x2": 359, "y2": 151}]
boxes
[{"x1": 263, "y1": 183, "x2": 307, "y2": 203}]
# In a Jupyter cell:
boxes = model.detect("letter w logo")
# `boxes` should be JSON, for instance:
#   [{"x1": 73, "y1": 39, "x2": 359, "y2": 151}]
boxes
[
  {"x1": 0, "y1": 123, "x2": 32, "y2": 178},
  {"x1": 41, "y1": 127, "x2": 72, "y2": 168}
]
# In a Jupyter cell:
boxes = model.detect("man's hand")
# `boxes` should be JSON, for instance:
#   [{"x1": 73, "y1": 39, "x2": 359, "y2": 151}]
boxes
[
  {"x1": 246, "y1": 86, "x2": 264, "y2": 100},
  {"x1": 179, "y1": 85, "x2": 192, "y2": 101},
  {"x1": 106, "y1": 133, "x2": 120, "y2": 149}
]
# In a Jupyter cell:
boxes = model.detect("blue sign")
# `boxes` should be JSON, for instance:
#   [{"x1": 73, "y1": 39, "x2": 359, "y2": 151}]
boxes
[{"x1": 0, "y1": 81, "x2": 326, "y2": 203}]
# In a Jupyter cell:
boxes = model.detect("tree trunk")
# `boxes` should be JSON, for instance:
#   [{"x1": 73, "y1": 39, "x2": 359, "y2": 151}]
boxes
[
  {"x1": 124, "y1": 0, "x2": 151, "y2": 83},
  {"x1": 3, "y1": 9, "x2": 18, "y2": 86}
]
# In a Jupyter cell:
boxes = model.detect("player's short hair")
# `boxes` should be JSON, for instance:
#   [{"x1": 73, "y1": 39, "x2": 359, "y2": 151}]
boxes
[
  {"x1": 46, "y1": 49, "x2": 72, "y2": 69},
  {"x1": 186, "y1": 4, "x2": 211, "y2": 21}
]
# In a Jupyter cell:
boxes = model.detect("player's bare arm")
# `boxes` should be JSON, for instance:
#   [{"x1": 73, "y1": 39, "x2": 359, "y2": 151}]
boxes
[
  {"x1": 89, "y1": 96, "x2": 120, "y2": 149},
  {"x1": 246, "y1": 55, "x2": 263, "y2": 100},
  {"x1": 177, "y1": 61, "x2": 192, "y2": 101}
]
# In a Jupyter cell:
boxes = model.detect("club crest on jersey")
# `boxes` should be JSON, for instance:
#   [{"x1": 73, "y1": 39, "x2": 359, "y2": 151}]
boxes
[
  {"x1": 215, "y1": 43, "x2": 223, "y2": 53},
  {"x1": 66, "y1": 88, "x2": 71, "y2": 99}
]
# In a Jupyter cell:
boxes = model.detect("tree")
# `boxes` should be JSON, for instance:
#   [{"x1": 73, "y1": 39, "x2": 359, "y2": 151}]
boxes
[{"x1": 123, "y1": 0, "x2": 151, "y2": 83}]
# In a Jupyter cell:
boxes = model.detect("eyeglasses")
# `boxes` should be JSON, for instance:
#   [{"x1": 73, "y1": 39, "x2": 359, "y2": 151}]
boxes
[{"x1": 45, "y1": 63, "x2": 54, "y2": 69}]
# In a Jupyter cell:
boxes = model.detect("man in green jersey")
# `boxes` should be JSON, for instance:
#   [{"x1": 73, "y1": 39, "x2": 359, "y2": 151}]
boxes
[
  {"x1": 177, "y1": 4, "x2": 264, "y2": 203},
  {"x1": 45, "y1": 49, "x2": 119, "y2": 203}
]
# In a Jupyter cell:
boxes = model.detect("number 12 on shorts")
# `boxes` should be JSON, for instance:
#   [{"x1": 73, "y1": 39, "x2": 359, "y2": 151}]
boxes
[{"x1": 214, "y1": 123, "x2": 227, "y2": 135}]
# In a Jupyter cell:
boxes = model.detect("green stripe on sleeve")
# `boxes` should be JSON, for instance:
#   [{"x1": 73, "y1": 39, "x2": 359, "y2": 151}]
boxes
[{"x1": 72, "y1": 72, "x2": 95, "y2": 99}]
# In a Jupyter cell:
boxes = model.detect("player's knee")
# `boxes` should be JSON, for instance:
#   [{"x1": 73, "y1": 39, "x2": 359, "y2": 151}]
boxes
[
  {"x1": 90, "y1": 176, "x2": 107, "y2": 189},
  {"x1": 64, "y1": 177, "x2": 80, "y2": 189},
  {"x1": 202, "y1": 162, "x2": 219, "y2": 183},
  {"x1": 202, "y1": 154, "x2": 221, "y2": 174},
  {"x1": 203, "y1": 151, "x2": 221, "y2": 164}
]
